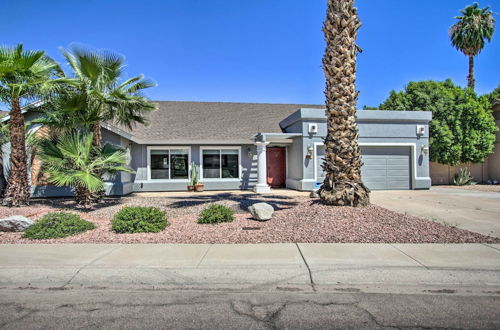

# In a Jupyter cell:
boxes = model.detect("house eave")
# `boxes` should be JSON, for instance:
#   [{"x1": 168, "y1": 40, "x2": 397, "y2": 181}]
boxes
[{"x1": 133, "y1": 139, "x2": 255, "y2": 145}]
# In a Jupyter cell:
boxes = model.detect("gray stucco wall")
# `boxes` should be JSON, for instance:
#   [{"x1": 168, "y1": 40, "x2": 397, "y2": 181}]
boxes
[
  {"x1": 285, "y1": 137, "x2": 304, "y2": 190},
  {"x1": 16, "y1": 108, "x2": 432, "y2": 197},
  {"x1": 130, "y1": 144, "x2": 258, "y2": 192},
  {"x1": 280, "y1": 109, "x2": 432, "y2": 191}
]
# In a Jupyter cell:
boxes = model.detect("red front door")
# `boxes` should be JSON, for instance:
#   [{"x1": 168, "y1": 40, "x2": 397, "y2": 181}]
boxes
[{"x1": 267, "y1": 147, "x2": 286, "y2": 188}]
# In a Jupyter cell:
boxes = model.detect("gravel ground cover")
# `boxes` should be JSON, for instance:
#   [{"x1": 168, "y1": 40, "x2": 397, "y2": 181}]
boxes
[
  {"x1": 436, "y1": 185, "x2": 500, "y2": 193},
  {"x1": 0, "y1": 192, "x2": 498, "y2": 244}
]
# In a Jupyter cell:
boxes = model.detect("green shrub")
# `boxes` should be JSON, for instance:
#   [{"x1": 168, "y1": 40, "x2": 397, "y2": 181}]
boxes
[
  {"x1": 378, "y1": 79, "x2": 497, "y2": 165},
  {"x1": 197, "y1": 204, "x2": 235, "y2": 224},
  {"x1": 23, "y1": 212, "x2": 94, "y2": 240},
  {"x1": 112, "y1": 206, "x2": 168, "y2": 233}
]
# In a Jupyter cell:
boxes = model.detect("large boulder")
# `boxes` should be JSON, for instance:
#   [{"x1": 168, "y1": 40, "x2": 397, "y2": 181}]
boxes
[
  {"x1": 0, "y1": 215, "x2": 34, "y2": 232},
  {"x1": 248, "y1": 202, "x2": 274, "y2": 221}
]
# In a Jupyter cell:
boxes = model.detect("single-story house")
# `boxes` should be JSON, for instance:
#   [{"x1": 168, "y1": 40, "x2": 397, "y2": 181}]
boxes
[{"x1": 4, "y1": 101, "x2": 432, "y2": 196}]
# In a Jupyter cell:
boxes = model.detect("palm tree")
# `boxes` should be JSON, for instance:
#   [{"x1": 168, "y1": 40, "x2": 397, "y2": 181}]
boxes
[
  {"x1": 39, "y1": 132, "x2": 132, "y2": 207},
  {"x1": 32, "y1": 91, "x2": 98, "y2": 135},
  {"x1": 0, "y1": 44, "x2": 62, "y2": 206},
  {"x1": 319, "y1": 0, "x2": 370, "y2": 207},
  {"x1": 57, "y1": 45, "x2": 156, "y2": 146},
  {"x1": 0, "y1": 122, "x2": 42, "y2": 197},
  {"x1": 449, "y1": 3, "x2": 495, "y2": 90}
]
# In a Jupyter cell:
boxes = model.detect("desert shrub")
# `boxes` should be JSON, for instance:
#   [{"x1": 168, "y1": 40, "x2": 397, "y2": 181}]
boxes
[
  {"x1": 197, "y1": 204, "x2": 235, "y2": 224},
  {"x1": 453, "y1": 167, "x2": 474, "y2": 186},
  {"x1": 23, "y1": 212, "x2": 94, "y2": 240},
  {"x1": 112, "y1": 206, "x2": 168, "y2": 233}
]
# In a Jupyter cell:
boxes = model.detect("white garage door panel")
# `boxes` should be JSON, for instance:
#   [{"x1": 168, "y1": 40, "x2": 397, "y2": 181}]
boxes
[
  {"x1": 315, "y1": 145, "x2": 412, "y2": 190},
  {"x1": 360, "y1": 146, "x2": 411, "y2": 190}
]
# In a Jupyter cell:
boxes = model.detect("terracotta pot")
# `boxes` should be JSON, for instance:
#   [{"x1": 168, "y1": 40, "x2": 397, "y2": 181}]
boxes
[
  {"x1": 187, "y1": 185, "x2": 195, "y2": 192},
  {"x1": 194, "y1": 184, "x2": 205, "y2": 192}
]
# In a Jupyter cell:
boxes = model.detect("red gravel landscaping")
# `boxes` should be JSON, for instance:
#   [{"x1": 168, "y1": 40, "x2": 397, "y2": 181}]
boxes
[{"x1": 0, "y1": 193, "x2": 498, "y2": 244}]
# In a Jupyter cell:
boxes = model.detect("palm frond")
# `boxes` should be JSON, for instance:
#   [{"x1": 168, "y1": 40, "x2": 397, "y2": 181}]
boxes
[
  {"x1": 54, "y1": 44, "x2": 156, "y2": 136},
  {"x1": 39, "y1": 131, "x2": 132, "y2": 194},
  {"x1": 449, "y1": 3, "x2": 495, "y2": 56}
]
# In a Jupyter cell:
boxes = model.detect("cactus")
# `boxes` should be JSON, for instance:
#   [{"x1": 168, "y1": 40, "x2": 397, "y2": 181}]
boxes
[{"x1": 189, "y1": 162, "x2": 199, "y2": 185}]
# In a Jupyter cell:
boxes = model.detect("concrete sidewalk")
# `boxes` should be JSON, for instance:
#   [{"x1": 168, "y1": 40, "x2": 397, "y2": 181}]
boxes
[{"x1": 2, "y1": 243, "x2": 500, "y2": 293}]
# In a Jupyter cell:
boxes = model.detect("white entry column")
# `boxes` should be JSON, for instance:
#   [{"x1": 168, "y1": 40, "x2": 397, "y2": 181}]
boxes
[{"x1": 253, "y1": 141, "x2": 271, "y2": 193}]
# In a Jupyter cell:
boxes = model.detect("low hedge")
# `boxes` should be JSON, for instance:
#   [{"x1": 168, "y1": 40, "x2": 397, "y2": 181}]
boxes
[
  {"x1": 112, "y1": 206, "x2": 168, "y2": 233},
  {"x1": 23, "y1": 212, "x2": 94, "y2": 240},
  {"x1": 197, "y1": 204, "x2": 235, "y2": 224}
]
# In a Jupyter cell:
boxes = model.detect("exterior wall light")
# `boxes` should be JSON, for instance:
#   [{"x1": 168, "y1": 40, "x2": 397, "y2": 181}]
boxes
[
  {"x1": 247, "y1": 147, "x2": 254, "y2": 159},
  {"x1": 306, "y1": 144, "x2": 314, "y2": 159},
  {"x1": 421, "y1": 144, "x2": 429, "y2": 155}
]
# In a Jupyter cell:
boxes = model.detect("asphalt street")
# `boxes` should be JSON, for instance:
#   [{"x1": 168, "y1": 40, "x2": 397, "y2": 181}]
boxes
[
  {"x1": 2, "y1": 243, "x2": 500, "y2": 329},
  {"x1": 1, "y1": 288, "x2": 499, "y2": 329}
]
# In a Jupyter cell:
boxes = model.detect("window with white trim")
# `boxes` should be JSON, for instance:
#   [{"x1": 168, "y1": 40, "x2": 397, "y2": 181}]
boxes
[
  {"x1": 149, "y1": 148, "x2": 189, "y2": 180},
  {"x1": 202, "y1": 148, "x2": 239, "y2": 179}
]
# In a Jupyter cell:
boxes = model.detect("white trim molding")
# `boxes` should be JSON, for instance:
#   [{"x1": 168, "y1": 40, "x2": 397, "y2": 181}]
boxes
[
  {"x1": 146, "y1": 146, "x2": 191, "y2": 182},
  {"x1": 199, "y1": 146, "x2": 242, "y2": 182},
  {"x1": 313, "y1": 142, "x2": 325, "y2": 182}
]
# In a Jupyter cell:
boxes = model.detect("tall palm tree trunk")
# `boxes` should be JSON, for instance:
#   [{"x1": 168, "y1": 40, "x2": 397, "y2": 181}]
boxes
[
  {"x1": 467, "y1": 56, "x2": 475, "y2": 90},
  {"x1": 92, "y1": 122, "x2": 102, "y2": 147},
  {"x1": 319, "y1": 0, "x2": 370, "y2": 207},
  {"x1": 3, "y1": 98, "x2": 31, "y2": 206},
  {"x1": 0, "y1": 155, "x2": 7, "y2": 197},
  {"x1": 90, "y1": 123, "x2": 105, "y2": 203}
]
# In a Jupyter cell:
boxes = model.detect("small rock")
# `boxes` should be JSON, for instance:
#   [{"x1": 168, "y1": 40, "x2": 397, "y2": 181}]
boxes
[
  {"x1": 309, "y1": 190, "x2": 319, "y2": 198},
  {"x1": 248, "y1": 202, "x2": 274, "y2": 221},
  {"x1": 0, "y1": 215, "x2": 34, "y2": 232}
]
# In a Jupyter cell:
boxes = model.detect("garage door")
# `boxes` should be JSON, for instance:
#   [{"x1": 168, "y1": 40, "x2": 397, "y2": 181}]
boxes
[
  {"x1": 360, "y1": 146, "x2": 411, "y2": 190},
  {"x1": 315, "y1": 145, "x2": 411, "y2": 190}
]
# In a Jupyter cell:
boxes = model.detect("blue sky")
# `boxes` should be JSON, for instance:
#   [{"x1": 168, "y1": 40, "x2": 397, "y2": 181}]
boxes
[{"x1": 2, "y1": 0, "x2": 499, "y2": 108}]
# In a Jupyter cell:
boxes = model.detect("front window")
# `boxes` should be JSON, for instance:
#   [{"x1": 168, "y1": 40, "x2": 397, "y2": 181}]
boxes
[
  {"x1": 202, "y1": 148, "x2": 239, "y2": 179},
  {"x1": 150, "y1": 148, "x2": 189, "y2": 180}
]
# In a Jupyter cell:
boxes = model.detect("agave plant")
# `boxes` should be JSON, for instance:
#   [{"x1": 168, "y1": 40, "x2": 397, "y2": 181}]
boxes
[
  {"x1": 453, "y1": 167, "x2": 474, "y2": 186},
  {"x1": 38, "y1": 131, "x2": 133, "y2": 206}
]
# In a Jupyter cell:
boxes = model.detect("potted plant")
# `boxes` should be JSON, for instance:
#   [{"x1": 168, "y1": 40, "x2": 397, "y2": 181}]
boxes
[
  {"x1": 195, "y1": 180, "x2": 204, "y2": 192},
  {"x1": 192, "y1": 163, "x2": 205, "y2": 192},
  {"x1": 187, "y1": 162, "x2": 196, "y2": 191}
]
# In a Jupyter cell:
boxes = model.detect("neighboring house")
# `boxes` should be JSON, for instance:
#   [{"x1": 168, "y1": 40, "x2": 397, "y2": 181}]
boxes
[
  {"x1": 3, "y1": 101, "x2": 432, "y2": 196},
  {"x1": 430, "y1": 100, "x2": 500, "y2": 184}
]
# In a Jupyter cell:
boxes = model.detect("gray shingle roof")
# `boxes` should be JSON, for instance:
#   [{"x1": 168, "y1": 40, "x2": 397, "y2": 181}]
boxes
[{"x1": 117, "y1": 101, "x2": 325, "y2": 144}]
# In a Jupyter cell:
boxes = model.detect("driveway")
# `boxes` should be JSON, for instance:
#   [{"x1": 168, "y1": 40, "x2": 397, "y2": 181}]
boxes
[{"x1": 371, "y1": 187, "x2": 500, "y2": 238}]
